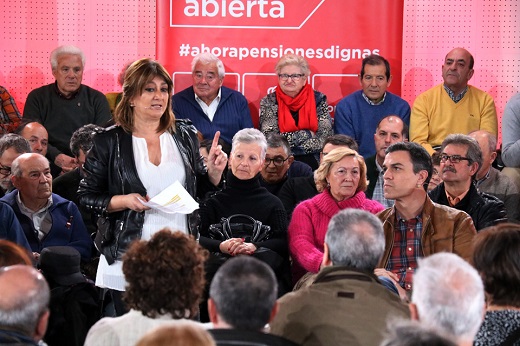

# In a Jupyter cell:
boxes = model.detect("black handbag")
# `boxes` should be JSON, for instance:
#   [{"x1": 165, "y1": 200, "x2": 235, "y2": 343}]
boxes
[
  {"x1": 207, "y1": 214, "x2": 283, "y2": 271},
  {"x1": 208, "y1": 214, "x2": 272, "y2": 242}
]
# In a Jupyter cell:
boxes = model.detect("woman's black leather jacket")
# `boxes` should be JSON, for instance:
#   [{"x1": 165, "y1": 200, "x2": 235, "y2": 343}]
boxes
[{"x1": 78, "y1": 120, "x2": 216, "y2": 264}]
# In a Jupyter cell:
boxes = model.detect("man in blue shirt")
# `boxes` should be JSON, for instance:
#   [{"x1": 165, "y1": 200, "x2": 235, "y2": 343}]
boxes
[{"x1": 334, "y1": 55, "x2": 410, "y2": 157}]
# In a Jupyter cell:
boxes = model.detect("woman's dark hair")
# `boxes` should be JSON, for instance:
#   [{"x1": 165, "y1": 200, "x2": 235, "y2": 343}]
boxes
[
  {"x1": 472, "y1": 223, "x2": 520, "y2": 307},
  {"x1": 115, "y1": 58, "x2": 175, "y2": 134},
  {"x1": 122, "y1": 229, "x2": 208, "y2": 318}
]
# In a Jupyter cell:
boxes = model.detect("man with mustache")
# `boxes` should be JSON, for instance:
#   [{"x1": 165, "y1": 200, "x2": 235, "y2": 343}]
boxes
[
  {"x1": 429, "y1": 134, "x2": 507, "y2": 231},
  {"x1": 376, "y1": 141, "x2": 476, "y2": 299},
  {"x1": 410, "y1": 48, "x2": 497, "y2": 155}
]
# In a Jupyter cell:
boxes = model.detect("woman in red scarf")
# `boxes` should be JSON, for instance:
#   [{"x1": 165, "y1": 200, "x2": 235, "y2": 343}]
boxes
[{"x1": 259, "y1": 54, "x2": 333, "y2": 170}]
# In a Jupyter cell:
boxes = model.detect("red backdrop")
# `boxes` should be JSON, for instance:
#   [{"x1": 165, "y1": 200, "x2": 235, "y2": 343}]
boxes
[{"x1": 157, "y1": 0, "x2": 404, "y2": 127}]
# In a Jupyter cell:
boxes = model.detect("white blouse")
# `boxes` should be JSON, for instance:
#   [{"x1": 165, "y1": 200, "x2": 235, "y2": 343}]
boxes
[{"x1": 95, "y1": 132, "x2": 187, "y2": 291}]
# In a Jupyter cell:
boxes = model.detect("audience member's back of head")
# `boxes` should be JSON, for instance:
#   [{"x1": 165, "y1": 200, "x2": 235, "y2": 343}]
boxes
[
  {"x1": 122, "y1": 229, "x2": 208, "y2": 319},
  {"x1": 0, "y1": 265, "x2": 50, "y2": 338},
  {"x1": 411, "y1": 253, "x2": 484, "y2": 343},
  {"x1": 380, "y1": 320, "x2": 457, "y2": 346},
  {"x1": 209, "y1": 256, "x2": 277, "y2": 331},
  {"x1": 325, "y1": 208, "x2": 384, "y2": 271},
  {"x1": 472, "y1": 223, "x2": 520, "y2": 308},
  {"x1": 136, "y1": 322, "x2": 216, "y2": 346},
  {"x1": 0, "y1": 240, "x2": 33, "y2": 266}
]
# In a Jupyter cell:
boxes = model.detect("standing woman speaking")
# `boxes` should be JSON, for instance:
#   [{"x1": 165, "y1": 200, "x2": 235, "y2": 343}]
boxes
[{"x1": 78, "y1": 58, "x2": 227, "y2": 315}]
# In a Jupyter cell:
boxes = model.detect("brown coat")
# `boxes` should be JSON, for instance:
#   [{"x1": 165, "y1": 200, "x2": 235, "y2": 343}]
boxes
[{"x1": 377, "y1": 196, "x2": 477, "y2": 268}]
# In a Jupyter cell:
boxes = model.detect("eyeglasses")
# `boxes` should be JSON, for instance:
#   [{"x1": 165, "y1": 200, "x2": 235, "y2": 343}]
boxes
[
  {"x1": 440, "y1": 154, "x2": 471, "y2": 164},
  {"x1": 0, "y1": 164, "x2": 11, "y2": 176},
  {"x1": 264, "y1": 157, "x2": 289, "y2": 167},
  {"x1": 278, "y1": 74, "x2": 305, "y2": 81}
]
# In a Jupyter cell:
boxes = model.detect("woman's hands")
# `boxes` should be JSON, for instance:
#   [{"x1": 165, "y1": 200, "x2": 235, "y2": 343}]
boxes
[
  {"x1": 219, "y1": 238, "x2": 257, "y2": 256},
  {"x1": 107, "y1": 193, "x2": 151, "y2": 213},
  {"x1": 206, "y1": 131, "x2": 228, "y2": 186}
]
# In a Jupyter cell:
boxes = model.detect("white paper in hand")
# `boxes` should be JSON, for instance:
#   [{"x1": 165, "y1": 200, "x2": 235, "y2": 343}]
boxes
[{"x1": 138, "y1": 181, "x2": 199, "y2": 214}]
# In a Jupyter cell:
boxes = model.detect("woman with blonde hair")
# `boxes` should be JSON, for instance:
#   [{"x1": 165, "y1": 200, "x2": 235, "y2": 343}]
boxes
[
  {"x1": 259, "y1": 54, "x2": 333, "y2": 170},
  {"x1": 288, "y1": 147, "x2": 384, "y2": 283}
]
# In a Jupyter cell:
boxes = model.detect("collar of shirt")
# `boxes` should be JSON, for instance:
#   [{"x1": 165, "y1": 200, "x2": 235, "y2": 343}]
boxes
[
  {"x1": 53, "y1": 81, "x2": 81, "y2": 99},
  {"x1": 361, "y1": 91, "x2": 386, "y2": 106},
  {"x1": 445, "y1": 187, "x2": 470, "y2": 207},
  {"x1": 195, "y1": 88, "x2": 221, "y2": 122},
  {"x1": 16, "y1": 192, "x2": 53, "y2": 216},
  {"x1": 443, "y1": 84, "x2": 468, "y2": 103},
  {"x1": 475, "y1": 168, "x2": 491, "y2": 188},
  {"x1": 375, "y1": 158, "x2": 384, "y2": 173}
]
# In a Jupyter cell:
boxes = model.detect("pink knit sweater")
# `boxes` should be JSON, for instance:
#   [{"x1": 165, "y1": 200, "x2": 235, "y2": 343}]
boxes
[{"x1": 288, "y1": 189, "x2": 384, "y2": 282}]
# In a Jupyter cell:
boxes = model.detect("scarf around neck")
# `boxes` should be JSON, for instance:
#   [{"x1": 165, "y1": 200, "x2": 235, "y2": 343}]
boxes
[{"x1": 275, "y1": 83, "x2": 318, "y2": 133}]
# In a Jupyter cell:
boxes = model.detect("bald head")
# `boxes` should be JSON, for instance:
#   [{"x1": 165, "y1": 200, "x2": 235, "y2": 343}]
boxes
[
  {"x1": 11, "y1": 153, "x2": 53, "y2": 211},
  {"x1": 468, "y1": 130, "x2": 497, "y2": 180},
  {"x1": 0, "y1": 265, "x2": 50, "y2": 340},
  {"x1": 19, "y1": 122, "x2": 49, "y2": 156},
  {"x1": 374, "y1": 115, "x2": 407, "y2": 163},
  {"x1": 442, "y1": 48, "x2": 475, "y2": 95}
]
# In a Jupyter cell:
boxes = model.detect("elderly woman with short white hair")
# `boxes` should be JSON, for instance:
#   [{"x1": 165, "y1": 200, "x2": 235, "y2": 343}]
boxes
[
  {"x1": 259, "y1": 54, "x2": 333, "y2": 170},
  {"x1": 199, "y1": 128, "x2": 290, "y2": 308}
]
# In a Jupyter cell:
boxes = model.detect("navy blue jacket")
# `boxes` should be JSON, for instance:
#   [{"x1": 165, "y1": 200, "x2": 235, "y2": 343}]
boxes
[
  {"x1": 0, "y1": 202, "x2": 31, "y2": 251},
  {"x1": 172, "y1": 86, "x2": 253, "y2": 146},
  {"x1": 1, "y1": 191, "x2": 92, "y2": 261}
]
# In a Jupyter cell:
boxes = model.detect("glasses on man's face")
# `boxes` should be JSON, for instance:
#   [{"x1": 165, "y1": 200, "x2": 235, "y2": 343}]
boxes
[
  {"x1": 0, "y1": 164, "x2": 11, "y2": 176},
  {"x1": 440, "y1": 154, "x2": 471, "y2": 164},
  {"x1": 264, "y1": 156, "x2": 289, "y2": 167},
  {"x1": 278, "y1": 74, "x2": 305, "y2": 81}
]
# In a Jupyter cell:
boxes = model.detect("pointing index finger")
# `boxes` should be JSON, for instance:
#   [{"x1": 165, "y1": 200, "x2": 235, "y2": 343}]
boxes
[{"x1": 211, "y1": 131, "x2": 221, "y2": 149}]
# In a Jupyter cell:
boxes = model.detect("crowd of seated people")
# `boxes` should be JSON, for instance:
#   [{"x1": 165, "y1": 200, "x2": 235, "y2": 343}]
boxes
[{"x1": 1, "y1": 43, "x2": 520, "y2": 345}]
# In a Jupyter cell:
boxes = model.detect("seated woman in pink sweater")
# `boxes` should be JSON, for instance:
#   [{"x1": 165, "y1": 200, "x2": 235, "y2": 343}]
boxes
[{"x1": 288, "y1": 147, "x2": 384, "y2": 284}]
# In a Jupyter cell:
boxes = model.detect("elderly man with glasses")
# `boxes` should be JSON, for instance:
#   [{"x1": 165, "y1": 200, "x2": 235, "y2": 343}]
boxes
[
  {"x1": 260, "y1": 133, "x2": 312, "y2": 196},
  {"x1": 429, "y1": 134, "x2": 507, "y2": 231}
]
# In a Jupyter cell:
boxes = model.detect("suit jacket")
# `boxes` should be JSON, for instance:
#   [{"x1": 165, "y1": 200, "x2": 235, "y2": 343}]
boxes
[{"x1": 365, "y1": 155, "x2": 378, "y2": 199}]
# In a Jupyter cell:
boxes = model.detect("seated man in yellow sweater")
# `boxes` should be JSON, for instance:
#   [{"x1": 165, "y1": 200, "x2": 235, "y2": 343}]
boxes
[{"x1": 410, "y1": 47, "x2": 497, "y2": 155}]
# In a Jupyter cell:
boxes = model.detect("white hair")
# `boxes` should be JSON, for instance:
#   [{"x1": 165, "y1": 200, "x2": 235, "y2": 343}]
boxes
[
  {"x1": 412, "y1": 253, "x2": 484, "y2": 343},
  {"x1": 50, "y1": 45, "x2": 85, "y2": 70},
  {"x1": 231, "y1": 128, "x2": 267, "y2": 159},
  {"x1": 191, "y1": 52, "x2": 225, "y2": 79}
]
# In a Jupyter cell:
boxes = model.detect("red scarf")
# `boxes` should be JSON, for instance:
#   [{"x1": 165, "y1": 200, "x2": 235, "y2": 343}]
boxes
[{"x1": 275, "y1": 83, "x2": 318, "y2": 133}]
